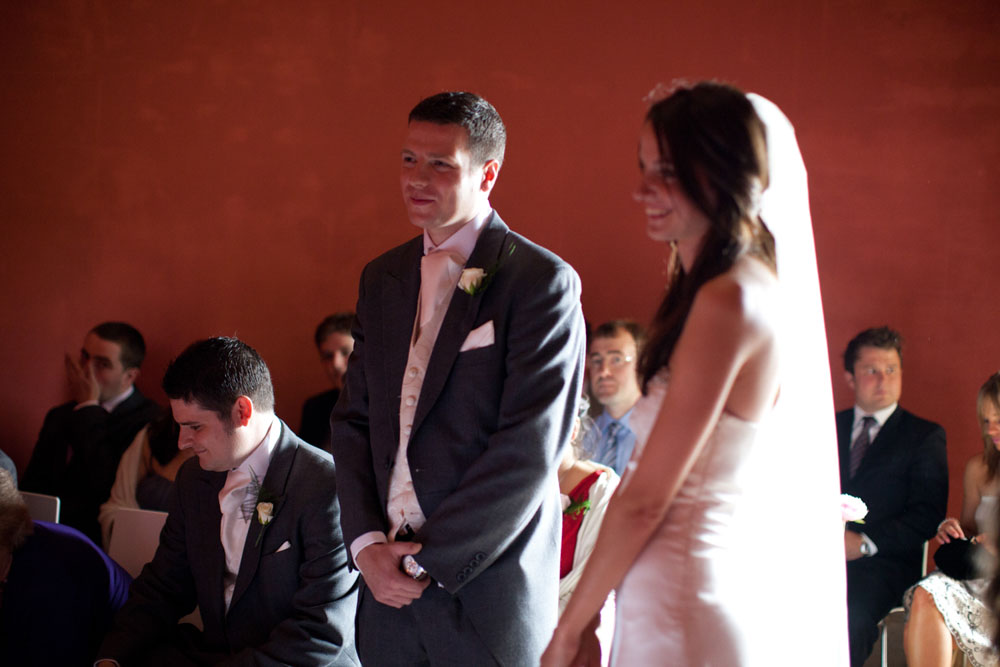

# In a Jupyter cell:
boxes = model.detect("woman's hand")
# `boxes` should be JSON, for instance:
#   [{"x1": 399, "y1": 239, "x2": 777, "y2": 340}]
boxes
[
  {"x1": 936, "y1": 517, "x2": 965, "y2": 544},
  {"x1": 973, "y1": 533, "x2": 997, "y2": 556},
  {"x1": 541, "y1": 627, "x2": 583, "y2": 667}
]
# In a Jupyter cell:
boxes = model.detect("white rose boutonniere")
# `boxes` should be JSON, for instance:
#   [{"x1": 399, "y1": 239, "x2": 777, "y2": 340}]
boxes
[
  {"x1": 458, "y1": 268, "x2": 488, "y2": 295},
  {"x1": 457, "y1": 242, "x2": 517, "y2": 297},
  {"x1": 246, "y1": 467, "x2": 281, "y2": 547},
  {"x1": 257, "y1": 501, "x2": 274, "y2": 526}
]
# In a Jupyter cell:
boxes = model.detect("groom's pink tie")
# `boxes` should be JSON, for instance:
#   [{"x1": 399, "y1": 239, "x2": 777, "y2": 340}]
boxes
[{"x1": 418, "y1": 250, "x2": 459, "y2": 337}]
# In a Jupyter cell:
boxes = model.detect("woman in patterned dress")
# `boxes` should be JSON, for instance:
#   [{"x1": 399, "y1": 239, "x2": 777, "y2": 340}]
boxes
[{"x1": 904, "y1": 372, "x2": 1000, "y2": 667}]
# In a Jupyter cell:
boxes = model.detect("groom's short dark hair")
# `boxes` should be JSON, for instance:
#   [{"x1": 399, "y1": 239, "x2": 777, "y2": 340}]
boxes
[
  {"x1": 163, "y1": 337, "x2": 275, "y2": 421},
  {"x1": 409, "y1": 91, "x2": 506, "y2": 167}
]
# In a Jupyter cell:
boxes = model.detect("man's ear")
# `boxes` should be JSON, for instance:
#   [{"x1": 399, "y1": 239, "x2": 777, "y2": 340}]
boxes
[
  {"x1": 844, "y1": 371, "x2": 856, "y2": 393},
  {"x1": 122, "y1": 367, "x2": 139, "y2": 388},
  {"x1": 479, "y1": 159, "x2": 500, "y2": 195},
  {"x1": 232, "y1": 395, "x2": 254, "y2": 428}
]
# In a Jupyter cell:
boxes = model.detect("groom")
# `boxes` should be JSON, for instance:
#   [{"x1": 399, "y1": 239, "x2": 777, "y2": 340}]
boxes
[{"x1": 330, "y1": 92, "x2": 585, "y2": 665}]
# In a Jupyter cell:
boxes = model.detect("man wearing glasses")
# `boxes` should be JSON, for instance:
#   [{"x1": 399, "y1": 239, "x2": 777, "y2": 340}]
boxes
[{"x1": 586, "y1": 320, "x2": 646, "y2": 475}]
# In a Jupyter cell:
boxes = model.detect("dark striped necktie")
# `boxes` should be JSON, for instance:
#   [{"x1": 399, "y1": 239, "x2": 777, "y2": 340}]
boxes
[{"x1": 849, "y1": 415, "x2": 877, "y2": 478}]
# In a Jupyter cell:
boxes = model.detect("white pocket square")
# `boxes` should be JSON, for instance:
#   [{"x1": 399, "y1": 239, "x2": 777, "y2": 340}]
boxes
[
  {"x1": 275, "y1": 540, "x2": 292, "y2": 553},
  {"x1": 460, "y1": 321, "x2": 495, "y2": 352}
]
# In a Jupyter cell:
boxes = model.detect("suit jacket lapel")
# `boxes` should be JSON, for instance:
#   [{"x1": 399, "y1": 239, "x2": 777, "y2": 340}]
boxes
[
  {"x1": 383, "y1": 237, "x2": 423, "y2": 446},
  {"x1": 863, "y1": 407, "x2": 902, "y2": 466},
  {"x1": 412, "y1": 213, "x2": 512, "y2": 435},
  {"x1": 229, "y1": 422, "x2": 296, "y2": 611},
  {"x1": 196, "y1": 468, "x2": 228, "y2": 624},
  {"x1": 837, "y1": 411, "x2": 852, "y2": 485}
]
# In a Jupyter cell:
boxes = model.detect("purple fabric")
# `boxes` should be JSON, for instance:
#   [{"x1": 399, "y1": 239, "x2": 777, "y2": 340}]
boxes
[{"x1": 0, "y1": 521, "x2": 132, "y2": 666}]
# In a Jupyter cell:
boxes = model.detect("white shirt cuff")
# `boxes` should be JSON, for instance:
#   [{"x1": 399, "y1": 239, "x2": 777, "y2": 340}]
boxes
[{"x1": 350, "y1": 531, "x2": 387, "y2": 570}]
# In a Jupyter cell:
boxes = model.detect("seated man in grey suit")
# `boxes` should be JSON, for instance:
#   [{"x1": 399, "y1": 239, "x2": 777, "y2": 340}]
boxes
[
  {"x1": 838, "y1": 326, "x2": 947, "y2": 667},
  {"x1": 331, "y1": 92, "x2": 585, "y2": 665},
  {"x1": 97, "y1": 337, "x2": 359, "y2": 666}
]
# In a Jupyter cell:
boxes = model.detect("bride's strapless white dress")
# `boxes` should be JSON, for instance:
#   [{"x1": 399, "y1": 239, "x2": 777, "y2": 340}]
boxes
[{"x1": 612, "y1": 408, "x2": 763, "y2": 666}]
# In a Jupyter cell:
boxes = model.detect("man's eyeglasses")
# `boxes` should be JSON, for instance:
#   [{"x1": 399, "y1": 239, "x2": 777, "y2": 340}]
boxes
[{"x1": 587, "y1": 354, "x2": 634, "y2": 371}]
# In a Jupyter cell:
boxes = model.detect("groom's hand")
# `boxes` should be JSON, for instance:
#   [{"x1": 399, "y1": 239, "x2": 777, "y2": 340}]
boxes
[{"x1": 356, "y1": 541, "x2": 430, "y2": 608}]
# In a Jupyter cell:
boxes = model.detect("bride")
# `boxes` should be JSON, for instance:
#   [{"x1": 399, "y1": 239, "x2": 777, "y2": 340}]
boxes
[{"x1": 542, "y1": 82, "x2": 848, "y2": 666}]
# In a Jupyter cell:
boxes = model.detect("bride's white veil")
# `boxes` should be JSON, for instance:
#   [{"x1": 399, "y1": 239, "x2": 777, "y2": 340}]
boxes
[{"x1": 738, "y1": 93, "x2": 849, "y2": 664}]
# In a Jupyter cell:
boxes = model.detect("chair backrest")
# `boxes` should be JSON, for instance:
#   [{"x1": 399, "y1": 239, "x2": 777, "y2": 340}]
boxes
[
  {"x1": 20, "y1": 491, "x2": 60, "y2": 523},
  {"x1": 106, "y1": 507, "x2": 168, "y2": 578}
]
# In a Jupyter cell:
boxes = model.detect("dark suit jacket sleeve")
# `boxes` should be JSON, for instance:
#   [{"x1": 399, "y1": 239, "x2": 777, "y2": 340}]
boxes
[
  {"x1": 97, "y1": 465, "x2": 199, "y2": 663},
  {"x1": 24, "y1": 393, "x2": 160, "y2": 539},
  {"x1": 23, "y1": 403, "x2": 114, "y2": 494},
  {"x1": 847, "y1": 418, "x2": 948, "y2": 558},
  {"x1": 416, "y1": 262, "x2": 586, "y2": 593},
  {"x1": 330, "y1": 267, "x2": 389, "y2": 555},
  {"x1": 223, "y1": 455, "x2": 359, "y2": 667}
]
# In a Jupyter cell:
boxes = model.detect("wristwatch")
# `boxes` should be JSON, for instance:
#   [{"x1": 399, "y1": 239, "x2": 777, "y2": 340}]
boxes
[
  {"x1": 402, "y1": 555, "x2": 428, "y2": 581},
  {"x1": 859, "y1": 541, "x2": 871, "y2": 556}
]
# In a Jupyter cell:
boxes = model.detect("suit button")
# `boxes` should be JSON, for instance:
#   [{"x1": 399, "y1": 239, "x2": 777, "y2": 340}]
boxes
[
  {"x1": 457, "y1": 572, "x2": 466, "y2": 583},
  {"x1": 474, "y1": 551, "x2": 486, "y2": 561}
]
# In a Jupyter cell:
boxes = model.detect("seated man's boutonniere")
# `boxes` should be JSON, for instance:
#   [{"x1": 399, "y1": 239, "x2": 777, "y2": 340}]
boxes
[
  {"x1": 246, "y1": 467, "x2": 281, "y2": 547},
  {"x1": 458, "y1": 243, "x2": 517, "y2": 296}
]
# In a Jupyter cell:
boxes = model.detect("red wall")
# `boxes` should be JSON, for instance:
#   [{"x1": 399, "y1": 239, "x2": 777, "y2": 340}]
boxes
[{"x1": 1, "y1": 1, "x2": 998, "y2": 519}]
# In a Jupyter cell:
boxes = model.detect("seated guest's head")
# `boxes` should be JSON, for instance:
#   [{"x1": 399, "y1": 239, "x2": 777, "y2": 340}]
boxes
[
  {"x1": 81, "y1": 321, "x2": 146, "y2": 402},
  {"x1": 162, "y1": 337, "x2": 275, "y2": 472},
  {"x1": 147, "y1": 406, "x2": 181, "y2": 467},
  {"x1": 979, "y1": 372, "x2": 1000, "y2": 478},
  {"x1": 0, "y1": 470, "x2": 32, "y2": 559},
  {"x1": 842, "y1": 326, "x2": 903, "y2": 414},
  {"x1": 587, "y1": 320, "x2": 645, "y2": 419},
  {"x1": 314, "y1": 313, "x2": 354, "y2": 390}
]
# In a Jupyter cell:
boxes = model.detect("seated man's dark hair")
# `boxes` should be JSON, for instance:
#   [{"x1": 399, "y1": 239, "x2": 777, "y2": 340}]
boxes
[
  {"x1": 162, "y1": 337, "x2": 274, "y2": 422},
  {"x1": 91, "y1": 321, "x2": 146, "y2": 370},
  {"x1": 409, "y1": 91, "x2": 507, "y2": 166},
  {"x1": 314, "y1": 312, "x2": 354, "y2": 348},
  {"x1": 843, "y1": 326, "x2": 904, "y2": 373},
  {"x1": 591, "y1": 319, "x2": 647, "y2": 354}
]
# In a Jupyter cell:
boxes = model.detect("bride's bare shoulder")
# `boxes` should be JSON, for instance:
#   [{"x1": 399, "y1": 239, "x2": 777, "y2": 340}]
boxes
[{"x1": 695, "y1": 256, "x2": 778, "y2": 332}]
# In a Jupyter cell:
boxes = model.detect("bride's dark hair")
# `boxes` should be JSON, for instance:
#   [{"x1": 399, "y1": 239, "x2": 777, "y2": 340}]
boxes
[{"x1": 639, "y1": 82, "x2": 775, "y2": 391}]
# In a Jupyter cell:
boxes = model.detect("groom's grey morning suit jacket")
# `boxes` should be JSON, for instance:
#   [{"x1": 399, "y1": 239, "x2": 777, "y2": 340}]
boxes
[
  {"x1": 99, "y1": 421, "x2": 360, "y2": 666},
  {"x1": 331, "y1": 212, "x2": 586, "y2": 664}
]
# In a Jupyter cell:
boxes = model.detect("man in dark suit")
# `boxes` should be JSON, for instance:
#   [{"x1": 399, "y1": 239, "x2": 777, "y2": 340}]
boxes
[
  {"x1": 97, "y1": 337, "x2": 359, "y2": 666},
  {"x1": 330, "y1": 92, "x2": 585, "y2": 665},
  {"x1": 299, "y1": 311, "x2": 354, "y2": 450},
  {"x1": 22, "y1": 321, "x2": 160, "y2": 543},
  {"x1": 838, "y1": 326, "x2": 948, "y2": 667}
]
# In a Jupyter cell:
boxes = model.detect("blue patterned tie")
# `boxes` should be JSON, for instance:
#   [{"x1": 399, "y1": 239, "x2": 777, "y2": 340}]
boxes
[
  {"x1": 849, "y1": 416, "x2": 876, "y2": 478},
  {"x1": 602, "y1": 421, "x2": 623, "y2": 470}
]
